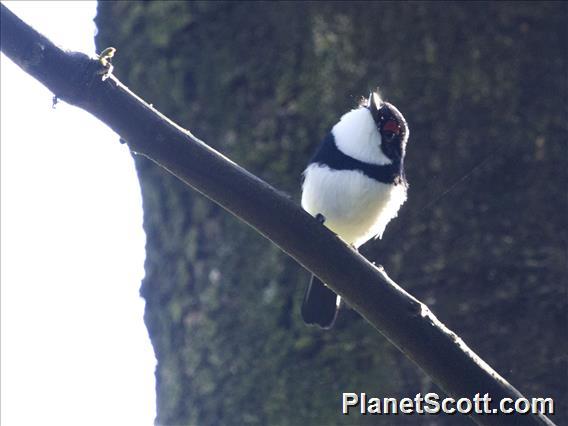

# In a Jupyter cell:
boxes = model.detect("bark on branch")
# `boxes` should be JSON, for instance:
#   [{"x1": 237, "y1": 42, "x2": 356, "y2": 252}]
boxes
[{"x1": 0, "y1": 4, "x2": 555, "y2": 425}]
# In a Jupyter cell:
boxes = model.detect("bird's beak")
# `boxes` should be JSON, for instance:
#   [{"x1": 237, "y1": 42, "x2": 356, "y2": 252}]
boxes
[{"x1": 369, "y1": 91, "x2": 382, "y2": 112}]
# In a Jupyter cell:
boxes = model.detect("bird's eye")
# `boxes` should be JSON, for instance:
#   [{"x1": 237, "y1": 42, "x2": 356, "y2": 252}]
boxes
[
  {"x1": 381, "y1": 119, "x2": 401, "y2": 143},
  {"x1": 382, "y1": 119, "x2": 401, "y2": 135}
]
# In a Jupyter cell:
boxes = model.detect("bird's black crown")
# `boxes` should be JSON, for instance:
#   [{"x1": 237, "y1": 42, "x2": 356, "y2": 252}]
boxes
[{"x1": 368, "y1": 92, "x2": 409, "y2": 162}]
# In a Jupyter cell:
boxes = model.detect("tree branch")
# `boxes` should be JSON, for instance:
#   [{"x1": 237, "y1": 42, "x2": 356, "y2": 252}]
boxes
[{"x1": 0, "y1": 4, "x2": 556, "y2": 425}]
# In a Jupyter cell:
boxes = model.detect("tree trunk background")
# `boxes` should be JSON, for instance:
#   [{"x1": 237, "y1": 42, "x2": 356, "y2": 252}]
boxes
[{"x1": 95, "y1": 2, "x2": 567, "y2": 425}]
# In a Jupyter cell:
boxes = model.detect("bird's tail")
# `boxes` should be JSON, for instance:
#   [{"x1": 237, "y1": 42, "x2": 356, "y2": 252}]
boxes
[{"x1": 301, "y1": 275, "x2": 340, "y2": 329}]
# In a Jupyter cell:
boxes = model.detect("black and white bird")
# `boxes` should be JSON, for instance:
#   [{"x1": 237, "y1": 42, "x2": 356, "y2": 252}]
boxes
[{"x1": 301, "y1": 91, "x2": 410, "y2": 329}]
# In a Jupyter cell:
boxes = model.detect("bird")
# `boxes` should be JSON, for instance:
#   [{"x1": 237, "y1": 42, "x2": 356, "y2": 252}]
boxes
[{"x1": 300, "y1": 91, "x2": 410, "y2": 329}]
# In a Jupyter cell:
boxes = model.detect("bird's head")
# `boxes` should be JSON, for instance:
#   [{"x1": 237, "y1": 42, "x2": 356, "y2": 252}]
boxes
[
  {"x1": 331, "y1": 91, "x2": 409, "y2": 166},
  {"x1": 368, "y1": 91, "x2": 409, "y2": 163}
]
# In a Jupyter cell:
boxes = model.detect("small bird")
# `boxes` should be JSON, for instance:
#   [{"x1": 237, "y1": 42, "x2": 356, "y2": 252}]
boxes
[{"x1": 301, "y1": 91, "x2": 410, "y2": 329}]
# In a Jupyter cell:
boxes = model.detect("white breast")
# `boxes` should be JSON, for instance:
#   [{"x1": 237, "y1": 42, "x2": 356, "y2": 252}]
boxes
[{"x1": 301, "y1": 164, "x2": 407, "y2": 248}]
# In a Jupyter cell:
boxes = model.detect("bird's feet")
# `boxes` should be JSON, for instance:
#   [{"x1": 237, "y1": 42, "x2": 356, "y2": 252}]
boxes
[{"x1": 371, "y1": 262, "x2": 385, "y2": 272}]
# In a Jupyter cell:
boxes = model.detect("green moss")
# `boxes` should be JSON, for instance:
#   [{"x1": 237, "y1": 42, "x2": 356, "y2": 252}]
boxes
[{"x1": 96, "y1": 2, "x2": 567, "y2": 425}]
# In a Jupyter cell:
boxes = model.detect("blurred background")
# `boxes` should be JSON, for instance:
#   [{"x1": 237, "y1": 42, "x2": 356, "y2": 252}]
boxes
[{"x1": 94, "y1": 2, "x2": 567, "y2": 425}]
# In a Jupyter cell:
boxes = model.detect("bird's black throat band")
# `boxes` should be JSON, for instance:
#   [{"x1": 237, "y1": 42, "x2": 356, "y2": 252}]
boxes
[{"x1": 310, "y1": 132, "x2": 405, "y2": 185}]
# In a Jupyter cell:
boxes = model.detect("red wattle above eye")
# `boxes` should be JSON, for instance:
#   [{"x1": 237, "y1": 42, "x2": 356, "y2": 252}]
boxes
[{"x1": 383, "y1": 120, "x2": 401, "y2": 134}]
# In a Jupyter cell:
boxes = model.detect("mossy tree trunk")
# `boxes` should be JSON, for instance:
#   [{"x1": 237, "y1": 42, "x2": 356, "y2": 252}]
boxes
[{"x1": 93, "y1": 2, "x2": 567, "y2": 425}]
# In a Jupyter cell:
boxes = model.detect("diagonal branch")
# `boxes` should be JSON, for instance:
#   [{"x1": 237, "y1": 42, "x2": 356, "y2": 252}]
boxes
[{"x1": 0, "y1": 4, "x2": 555, "y2": 425}]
